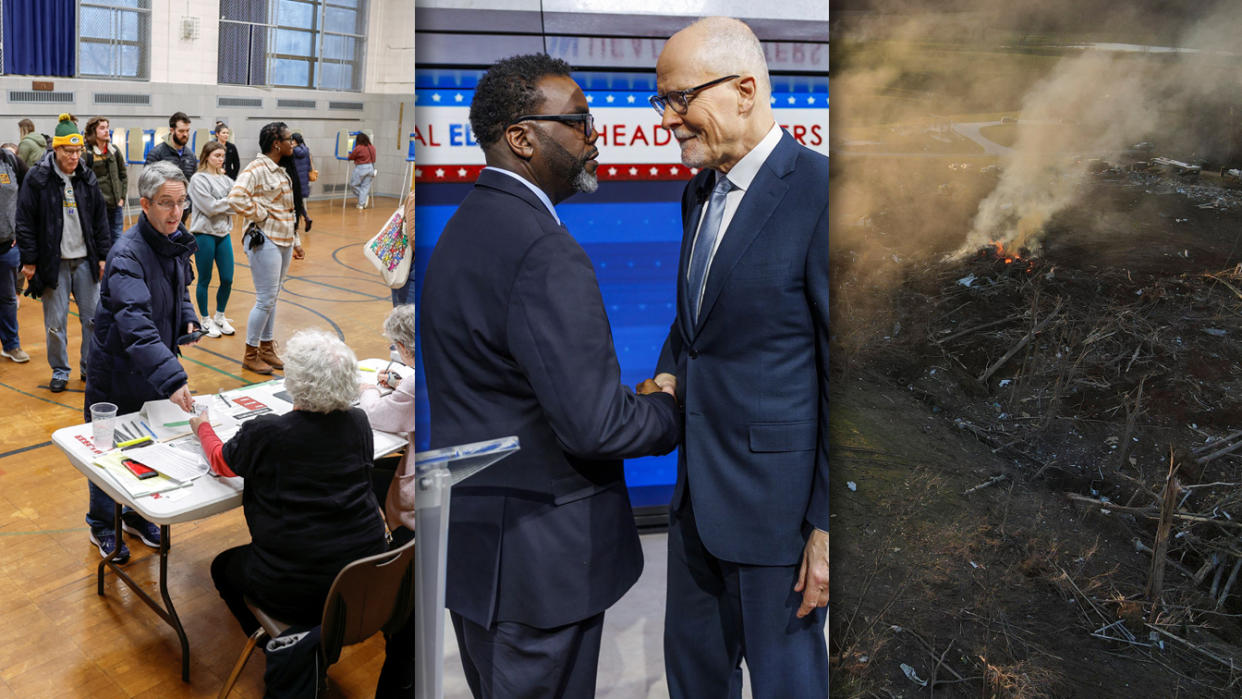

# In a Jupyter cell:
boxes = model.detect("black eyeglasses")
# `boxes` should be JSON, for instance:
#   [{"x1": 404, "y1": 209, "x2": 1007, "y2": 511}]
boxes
[
  {"x1": 649, "y1": 75, "x2": 740, "y2": 116},
  {"x1": 511, "y1": 113, "x2": 595, "y2": 138}
]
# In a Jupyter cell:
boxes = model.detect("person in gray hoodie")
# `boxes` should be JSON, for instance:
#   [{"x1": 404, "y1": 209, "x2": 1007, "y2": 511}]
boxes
[{"x1": 188, "y1": 141, "x2": 236, "y2": 338}]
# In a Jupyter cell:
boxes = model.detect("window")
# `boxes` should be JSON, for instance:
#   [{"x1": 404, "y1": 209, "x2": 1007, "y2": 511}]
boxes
[
  {"x1": 220, "y1": 0, "x2": 367, "y2": 91},
  {"x1": 79, "y1": 0, "x2": 150, "y2": 79}
]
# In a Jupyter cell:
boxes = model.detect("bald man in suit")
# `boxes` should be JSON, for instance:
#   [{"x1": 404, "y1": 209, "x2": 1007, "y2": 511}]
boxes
[{"x1": 647, "y1": 17, "x2": 829, "y2": 698}]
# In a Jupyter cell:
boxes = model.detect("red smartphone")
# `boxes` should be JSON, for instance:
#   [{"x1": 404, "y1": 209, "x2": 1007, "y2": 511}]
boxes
[{"x1": 123, "y1": 458, "x2": 159, "y2": 480}]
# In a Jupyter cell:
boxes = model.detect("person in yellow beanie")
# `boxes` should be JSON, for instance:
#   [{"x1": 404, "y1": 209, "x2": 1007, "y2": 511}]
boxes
[{"x1": 14, "y1": 113, "x2": 111, "y2": 393}]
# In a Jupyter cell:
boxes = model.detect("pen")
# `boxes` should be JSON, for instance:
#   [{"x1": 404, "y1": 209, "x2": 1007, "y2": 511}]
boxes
[
  {"x1": 163, "y1": 420, "x2": 191, "y2": 428},
  {"x1": 358, "y1": 366, "x2": 377, "y2": 372},
  {"x1": 139, "y1": 420, "x2": 158, "y2": 439},
  {"x1": 117, "y1": 436, "x2": 153, "y2": 449},
  {"x1": 216, "y1": 391, "x2": 230, "y2": 408}
]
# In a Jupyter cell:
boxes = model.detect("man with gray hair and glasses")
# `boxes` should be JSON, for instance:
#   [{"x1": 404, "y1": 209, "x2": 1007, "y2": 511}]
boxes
[
  {"x1": 82, "y1": 160, "x2": 201, "y2": 564},
  {"x1": 645, "y1": 17, "x2": 829, "y2": 698}
]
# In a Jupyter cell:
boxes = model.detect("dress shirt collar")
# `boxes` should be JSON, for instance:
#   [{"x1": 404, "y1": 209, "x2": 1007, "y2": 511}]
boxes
[
  {"x1": 717, "y1": 122, "x2": 783, "y2": 191},
  {"x1": 483, "y1": 166, "x2": 561, "y2": 225}
]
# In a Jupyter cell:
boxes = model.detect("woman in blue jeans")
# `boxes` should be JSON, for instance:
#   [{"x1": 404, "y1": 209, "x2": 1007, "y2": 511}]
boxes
[
  {"x1": 0, "y1": 146, "x2": 29, "y2": 363},
  {"x1": 225, "y1": 122, "x2": 301, "y2": 375},
  {"x1": 347, "y1": 132, "x2": 376, "y2": 209},
  {"x1": 188, "y1": 142, "x2": 236, "y2": 338}
]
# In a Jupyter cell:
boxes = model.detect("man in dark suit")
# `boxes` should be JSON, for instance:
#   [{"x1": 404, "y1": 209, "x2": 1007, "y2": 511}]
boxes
[
  {"x1": 420, "y1": 53, "x2": 681, "y2": 698},
  {"x1": 648, "y1": 17, "x2": 830, "y2": 698}
]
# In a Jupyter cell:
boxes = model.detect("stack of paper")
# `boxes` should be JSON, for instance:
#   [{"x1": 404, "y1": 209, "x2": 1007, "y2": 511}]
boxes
[
  {"x1": 123, "y1": 442, "x2": 209, "y2": 483},
  {"x1": 92, "y1": 452, "x2": 188, "y2": 498}
]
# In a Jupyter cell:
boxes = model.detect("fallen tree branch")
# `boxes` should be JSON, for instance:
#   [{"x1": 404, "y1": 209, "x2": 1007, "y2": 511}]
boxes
[
  {"x1": 1065, "y1": 493, "x2": 1242, "y2": 529},
  {"x1": 1146, "y1": 449, "x2": 1181, "y2": 605},
  {"x1": 963, "y1": 474, "x2": 1007, "y2": 495},
  {"x1": 934, "y1": 315, "x2": 1021, "y2": 344},
  {"x1": 1197, "y1": 438, "x2": 1242, "y2": 465},
  {"x1": 977, "y1": 298, "x2": 1064, "y2": 384},
  {"x1": 1145, "y1": 623, "x2": 1239, "y2": 670},
  {"x1": 1192, "y1": 431, "x2": 1242, "y2": 456}
]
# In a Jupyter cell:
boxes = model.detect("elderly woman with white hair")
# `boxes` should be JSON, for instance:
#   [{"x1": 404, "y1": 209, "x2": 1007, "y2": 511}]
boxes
[{"x1": 190, "y1": 329, "x2": 388, "y2": 636}]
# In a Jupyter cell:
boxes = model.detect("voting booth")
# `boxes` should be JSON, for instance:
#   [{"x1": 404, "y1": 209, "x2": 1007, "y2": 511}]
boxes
[
  {"x1": 401, "y1": 132, "x2": 415, "y2": 205},
  {"x1": 335, "y1": 129, "x2": 375, "y2": 210}
]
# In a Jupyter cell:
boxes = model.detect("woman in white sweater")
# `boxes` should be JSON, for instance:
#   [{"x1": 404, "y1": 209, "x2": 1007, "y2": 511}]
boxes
[{"x1": 188, "y1": 142, "x2": 236, "y2": 338}]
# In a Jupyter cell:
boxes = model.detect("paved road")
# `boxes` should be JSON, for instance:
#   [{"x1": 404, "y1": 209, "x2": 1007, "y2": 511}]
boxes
[{"x1": 952, "y1": 121, "x2": 1014, "y2": 156}]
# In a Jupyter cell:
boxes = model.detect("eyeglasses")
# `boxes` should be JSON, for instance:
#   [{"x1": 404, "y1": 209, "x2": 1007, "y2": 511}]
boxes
[
  {"x1": 511, "y1": 113, "x2": 595, "y2": 139},
  {"x1": 151, "y1": 198, "x2": 189, "y2": 210},
  {"x1": 649, "y1": 75, "x2": 740, "y2": 116}
]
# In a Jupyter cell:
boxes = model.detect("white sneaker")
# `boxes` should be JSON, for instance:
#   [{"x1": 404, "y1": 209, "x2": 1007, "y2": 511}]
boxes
[
  {"x1": 213, "y1": 312, "x2": 236, "y2": 336},
  {"x1": 202, "y1": 316, "x2": 221, "y2": 338}
]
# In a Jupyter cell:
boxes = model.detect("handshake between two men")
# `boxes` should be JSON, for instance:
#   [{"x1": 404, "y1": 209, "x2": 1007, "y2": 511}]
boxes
[{"x1": 635, "y1": 372, "x2": 677, "y2": 399}]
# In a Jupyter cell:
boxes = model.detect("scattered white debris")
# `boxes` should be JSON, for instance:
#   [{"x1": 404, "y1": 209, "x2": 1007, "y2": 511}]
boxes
[
  {"x1": 957, "y1": 273, "x2": 977, "y2": 287},
  {"x1": 847, "y1": 481, "x2": 857, "y2": 492},
  {"x1": 998, "y1": 379, "x2": 1011, "y2": 387},
  {"x1": 900, "y1": 663, "x2": 928, "y2": 687},
  {"x1": 1202, "y1": 328, "x2": 1227, "y2": 337}
]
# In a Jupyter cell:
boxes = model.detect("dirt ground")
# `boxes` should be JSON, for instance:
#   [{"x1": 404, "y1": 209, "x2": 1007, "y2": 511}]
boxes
[{"x1": 828, "y1": 160, "x2": 1242, "y2": 697}]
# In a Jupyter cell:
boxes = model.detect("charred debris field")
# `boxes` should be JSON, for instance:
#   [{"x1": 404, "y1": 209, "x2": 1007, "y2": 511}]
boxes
[{"x1": 828, "y1": 163, "x2": 1242, "y2": 696}]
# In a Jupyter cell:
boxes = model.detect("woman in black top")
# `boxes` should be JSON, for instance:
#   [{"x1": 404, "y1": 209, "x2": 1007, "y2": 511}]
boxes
[
  {"x1": 192, "y1": 330, "x2": 387, "y2": 630},
  {"x1": 215, "y1": 121, "x2": 240, "y2": 180}
]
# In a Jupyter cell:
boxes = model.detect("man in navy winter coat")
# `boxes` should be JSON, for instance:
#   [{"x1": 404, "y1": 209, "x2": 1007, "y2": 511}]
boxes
[{"x1": 83, "y1": 161, "x2": 201, "y2": 564}]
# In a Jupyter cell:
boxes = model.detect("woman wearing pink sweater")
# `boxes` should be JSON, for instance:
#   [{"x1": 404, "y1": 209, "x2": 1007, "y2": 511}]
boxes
[{"x1": 357, "y1": 303, "x2": 416, "y2": 697}]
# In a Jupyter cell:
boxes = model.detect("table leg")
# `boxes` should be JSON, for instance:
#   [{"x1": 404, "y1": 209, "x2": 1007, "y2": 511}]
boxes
[
  {"x1": 158, "y1": 525, "x2": 191, "y2": 682},
  {"x1": 95, "y1": 520, "x2": 192, "y2": 682}
]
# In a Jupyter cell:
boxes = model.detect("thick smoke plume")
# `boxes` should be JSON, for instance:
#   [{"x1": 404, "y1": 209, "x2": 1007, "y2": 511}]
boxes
[
  {"x1": 831, "y1": 1, "x2": 1242, "y2": 260},
  {"x1": 961, "y1": 3, "x2": 1242, "y2": 255}
]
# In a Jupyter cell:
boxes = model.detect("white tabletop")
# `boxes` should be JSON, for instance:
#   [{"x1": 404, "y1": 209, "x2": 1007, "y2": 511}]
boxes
[{"x1": 52, "y1": 362, "x2": 410, "y2": 526}]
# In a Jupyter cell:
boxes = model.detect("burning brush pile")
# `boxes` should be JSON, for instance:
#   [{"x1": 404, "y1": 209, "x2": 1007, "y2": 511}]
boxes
[{"x1": 831, "y1": 225, "x2": 1242, "y2": 692}]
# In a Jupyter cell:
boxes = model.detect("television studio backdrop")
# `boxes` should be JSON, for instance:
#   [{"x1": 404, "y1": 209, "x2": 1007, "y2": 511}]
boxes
[{"x1": 412, "y1": 0, "x2": 829, "y2": 525}]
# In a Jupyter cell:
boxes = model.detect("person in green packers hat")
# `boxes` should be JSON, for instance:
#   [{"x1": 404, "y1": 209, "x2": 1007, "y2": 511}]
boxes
[{"x1": 15, "y1": 113, "x2": 111, "y2": 394}]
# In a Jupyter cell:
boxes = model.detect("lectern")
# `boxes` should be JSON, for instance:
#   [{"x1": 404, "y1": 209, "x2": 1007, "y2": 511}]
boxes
[{"x1": 415, "y1": 436, "x2": 520, "y2": 699}]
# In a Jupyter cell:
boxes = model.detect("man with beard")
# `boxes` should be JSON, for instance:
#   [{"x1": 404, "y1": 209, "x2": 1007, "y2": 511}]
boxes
[
  {"x1": 419, "y1": 53, "x2": 681, "y2": 697},
  {"x1": 646, "y1": 17, "x2": 829, "y2": 698},
  {"x1": 145, "y1": 112, "x2": 198, "y2": 223}
]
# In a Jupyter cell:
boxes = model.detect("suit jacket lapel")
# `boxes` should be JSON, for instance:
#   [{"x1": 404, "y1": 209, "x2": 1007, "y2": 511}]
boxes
[{"x1": 692, "y1": 133, "x2": 798, "y2": 335}]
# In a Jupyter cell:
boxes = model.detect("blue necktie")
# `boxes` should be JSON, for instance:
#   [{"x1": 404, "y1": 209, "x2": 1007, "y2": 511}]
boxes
[{"x1": 687, "y1": 174, "x2": 735, "y2": 323}]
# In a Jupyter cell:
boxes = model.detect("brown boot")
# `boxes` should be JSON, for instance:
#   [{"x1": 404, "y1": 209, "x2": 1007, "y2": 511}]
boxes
[
  {"x1": 243, "y1": 344, "x2": 273, "y2": 375},
  {"x1": 259, "y1": 340, "x2": 284, "y2": 370}
]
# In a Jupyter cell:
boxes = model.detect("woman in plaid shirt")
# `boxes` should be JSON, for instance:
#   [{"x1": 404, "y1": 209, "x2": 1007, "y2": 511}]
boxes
[{"x1": 226, "y1": 122, "x2": 304, "y2": 375}]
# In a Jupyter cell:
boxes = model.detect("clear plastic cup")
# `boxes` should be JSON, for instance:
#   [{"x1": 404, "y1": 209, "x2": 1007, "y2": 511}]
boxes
[{"x1": 90, "y1": 402, "x2": 119, "y2": 449}]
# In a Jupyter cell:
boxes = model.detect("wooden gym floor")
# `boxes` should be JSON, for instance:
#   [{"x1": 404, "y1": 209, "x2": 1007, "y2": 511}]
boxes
[{"x1": 0, "y1": 197, "x2": 405, "y2": 698}]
